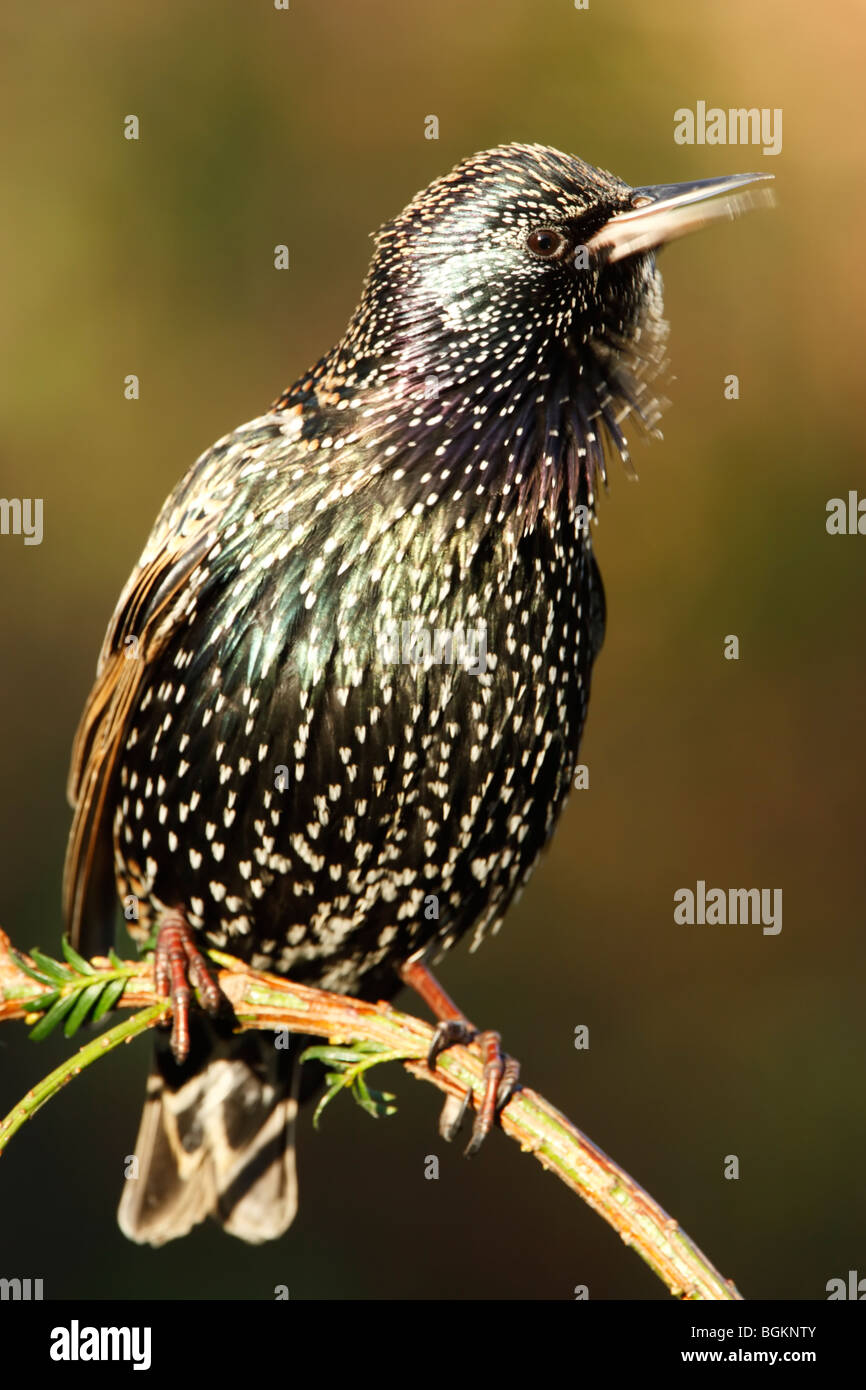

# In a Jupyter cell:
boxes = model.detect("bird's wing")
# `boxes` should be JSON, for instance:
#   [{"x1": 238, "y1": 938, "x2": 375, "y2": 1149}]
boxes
[
  {"x1": 64, "y1": 412, "x2": 301, "y2": 954},
  {"x1": 65, "y1": 533, "x2": 221, "y2": 953}
]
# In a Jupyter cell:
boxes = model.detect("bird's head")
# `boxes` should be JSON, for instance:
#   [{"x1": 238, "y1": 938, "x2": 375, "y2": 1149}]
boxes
[{"x1": 328, "y1": 144, "x2": 772, "y2": 526}]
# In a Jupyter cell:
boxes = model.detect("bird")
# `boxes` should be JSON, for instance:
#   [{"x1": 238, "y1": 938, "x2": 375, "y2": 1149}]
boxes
[{"x1": 64, "y1": 142, "x2": 772, "y2": 1245}]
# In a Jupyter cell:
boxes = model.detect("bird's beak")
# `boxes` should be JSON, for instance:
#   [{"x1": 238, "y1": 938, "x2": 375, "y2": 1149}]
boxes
[{"x1": 586, "y1": 172, "x2": 775, "y2": 265}]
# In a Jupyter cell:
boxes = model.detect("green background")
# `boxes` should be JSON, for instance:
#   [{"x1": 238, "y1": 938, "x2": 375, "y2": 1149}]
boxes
[{"x1": 1, "y1": 0, "x2": 864, "y2": 1299}]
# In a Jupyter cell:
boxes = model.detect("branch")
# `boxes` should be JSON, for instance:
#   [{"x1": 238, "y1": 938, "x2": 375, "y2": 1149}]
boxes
[{"x1": 0, "y1": 928, "x2": 741, "y2": 1301}]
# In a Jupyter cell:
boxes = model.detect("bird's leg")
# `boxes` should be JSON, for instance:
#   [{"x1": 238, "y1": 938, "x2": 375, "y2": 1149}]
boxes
[
  {"x1": 399, "y1": 957, "x2": 520, "y2": 1155},
  {"x1": 152, "y1": 908, "x2": 223, "y2": 1064}
]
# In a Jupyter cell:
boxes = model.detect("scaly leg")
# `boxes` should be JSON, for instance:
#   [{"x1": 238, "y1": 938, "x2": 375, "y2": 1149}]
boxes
[
  {"x1": 399, "y1": 956, "x2": 520, "y2": 1155},
  {"x1": 153, "y1": 908, "x2": 223, "y2": 1063}
]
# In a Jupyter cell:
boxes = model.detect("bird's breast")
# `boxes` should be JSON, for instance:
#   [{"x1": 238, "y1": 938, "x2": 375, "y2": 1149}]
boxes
[{"x1": 112, "y1": 437, "x2": 602, "y2": 993}]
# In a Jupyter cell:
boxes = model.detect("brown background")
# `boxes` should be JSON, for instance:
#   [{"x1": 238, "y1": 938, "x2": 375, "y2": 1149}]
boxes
[{"x1": 0, "y1": 0, "x2": 864, "y2": 1299}]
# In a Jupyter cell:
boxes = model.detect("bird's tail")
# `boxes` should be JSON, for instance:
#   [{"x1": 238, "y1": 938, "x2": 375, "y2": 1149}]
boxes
[{"x1": 118, "y1": 1021, "x2": 299, "y2": 1245}]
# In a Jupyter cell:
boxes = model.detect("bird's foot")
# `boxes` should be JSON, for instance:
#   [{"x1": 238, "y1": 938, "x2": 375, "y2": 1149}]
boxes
[
  {"x1": 153, "y1": 909, "x2": 223, "y2": 1064},
  {"x1": 399, "y1": 956, "x2": 520, "y2": 1154},
  {"x1": 428, "y1": 1019, "x2": 521, "y2": 1155}
]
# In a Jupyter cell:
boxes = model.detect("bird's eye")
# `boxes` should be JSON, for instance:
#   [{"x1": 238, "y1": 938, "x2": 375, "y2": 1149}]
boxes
[{"x1": 526, "y1": 228, "x2": 565, "y2": 258}]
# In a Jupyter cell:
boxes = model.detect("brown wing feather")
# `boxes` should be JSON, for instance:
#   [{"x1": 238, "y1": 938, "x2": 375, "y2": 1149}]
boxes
[
  {"x1": 64, "y1": 534, "x2": 215, "y2": 953},
  {"x1": 64, "y1": 412, "x2": 300, "y2": 955}
]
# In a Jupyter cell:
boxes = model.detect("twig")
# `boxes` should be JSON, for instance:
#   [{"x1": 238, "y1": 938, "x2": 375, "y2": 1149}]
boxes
[
  {"x1": 0, "y1": 929, "x2": 741, "y2": 1300},
  {"x1": 0, "y1": 1003, "x2": 167, "y2": 1152}
]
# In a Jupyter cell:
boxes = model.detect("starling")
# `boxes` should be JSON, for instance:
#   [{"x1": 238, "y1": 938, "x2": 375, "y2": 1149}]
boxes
[{"x1": 64, "y1": 144, "x2": 772, "y2": 1244}]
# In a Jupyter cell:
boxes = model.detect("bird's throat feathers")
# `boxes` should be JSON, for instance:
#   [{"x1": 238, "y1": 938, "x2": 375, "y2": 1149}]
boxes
[{"x1": 282, "y1": 282, "x2": 668, "y2": 553}]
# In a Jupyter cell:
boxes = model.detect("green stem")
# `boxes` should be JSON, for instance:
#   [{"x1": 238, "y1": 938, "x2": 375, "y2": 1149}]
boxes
[{"x1": 0, "y1": 1002, "x2": 167, "y2": 1156}]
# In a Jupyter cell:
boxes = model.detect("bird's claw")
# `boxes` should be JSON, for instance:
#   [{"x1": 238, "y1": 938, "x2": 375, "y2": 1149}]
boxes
[
  {"x1": 153, "y1": 910, "x2": 223, "y2": 1064},
  {"x1": 427, "y1": 1020, "x2": 520, "y2": 1155}
]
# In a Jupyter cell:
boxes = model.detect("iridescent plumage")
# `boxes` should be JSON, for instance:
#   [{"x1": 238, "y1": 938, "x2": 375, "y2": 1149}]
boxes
[{"x1": 65, "y1": 143, "x2": 770, "y2": 1242}]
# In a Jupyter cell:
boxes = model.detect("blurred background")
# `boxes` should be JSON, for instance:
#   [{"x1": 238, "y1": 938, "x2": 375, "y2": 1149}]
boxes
[{"x1": 1, "y1": 0, "x2": 864, "y2": 1300}]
